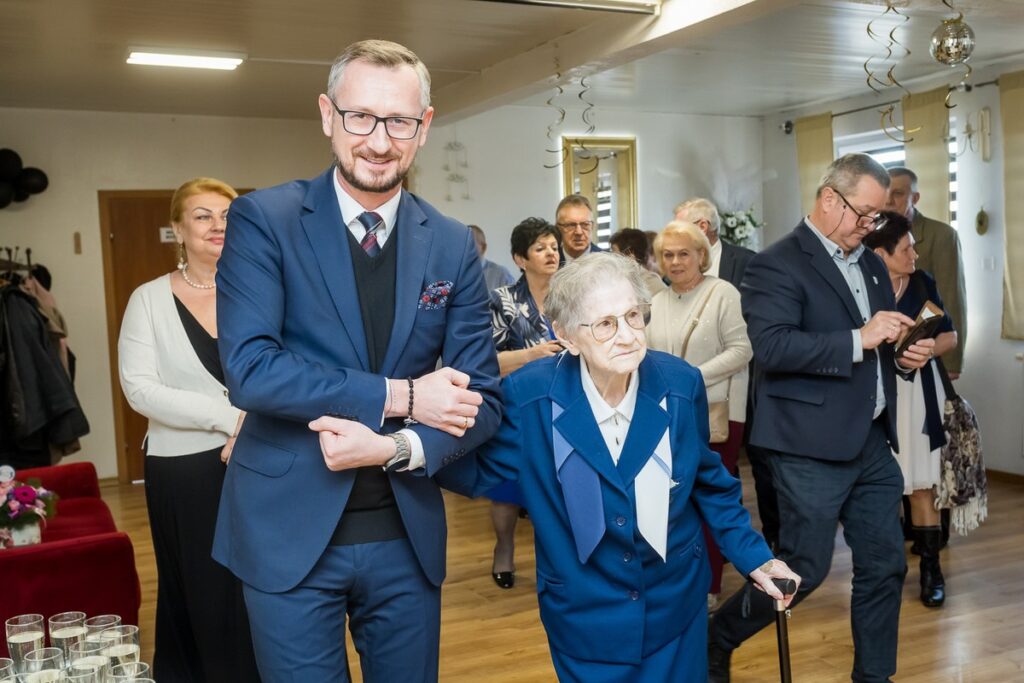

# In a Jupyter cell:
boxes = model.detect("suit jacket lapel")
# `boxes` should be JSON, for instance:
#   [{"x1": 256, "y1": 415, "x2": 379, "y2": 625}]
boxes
[
  {"x1": 797, "y1": 222, "x2": 864, "y2": 325},
  {"x1": 300, "y1": 167, "x2": 370, "y2": 371},
  {"x1": 549, "y1": 355, "x2": 623, "y2": 491},
  {"x1": 616, "y1": 357, "x2": 671, "y2": 487},
  {"x1": 380, "y1": 192, "x2": 433, "y2": 375}
]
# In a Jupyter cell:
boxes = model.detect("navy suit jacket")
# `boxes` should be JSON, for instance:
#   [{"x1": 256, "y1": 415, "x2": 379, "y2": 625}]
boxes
[
  {"x1": 439, "y1": 351, "x2": 772, "y2": 664},
  {"x1": 558, "y1": 241, "x2": 605, "y2": 266},
  {"x1": 741, "y1": 221, "x2": 899, "y2": 461},
  {"x1": 718, "y1": 240, "x2": 755, "y2": 289},
  {"x1": 212, "y1": 167, "x2": 501, "y2": 593}
]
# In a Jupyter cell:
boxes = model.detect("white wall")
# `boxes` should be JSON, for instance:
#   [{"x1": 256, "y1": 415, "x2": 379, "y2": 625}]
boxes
[
  {"x1": 0, "y1": 106, "x2": 330, "y2": 479},
  {"x1": 413, "y1": 104, "x2": 764, "y2": 272},
  {"x1": 760, "y1": 65, "x2": 1024, "y2": 474}
]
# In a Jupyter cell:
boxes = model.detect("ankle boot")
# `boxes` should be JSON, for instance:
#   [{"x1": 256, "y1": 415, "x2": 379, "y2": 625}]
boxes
[{"x1": 914, "y1": 525, "x2": 945, "y2": 607}]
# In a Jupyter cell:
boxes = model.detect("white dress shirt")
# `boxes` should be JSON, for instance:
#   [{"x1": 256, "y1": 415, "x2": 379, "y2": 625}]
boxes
[
  {"x1": 707, "y1": 238, "x2": 723, "y2": 278},
  {"x1": 580, "y1": 358, "x2": 671, "y2": 560},
  {"x1": 331, "y1": 172, "x2": 425, "y2": 470}
]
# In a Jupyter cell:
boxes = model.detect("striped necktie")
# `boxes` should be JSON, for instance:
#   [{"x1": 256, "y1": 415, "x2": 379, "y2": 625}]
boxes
[{"x1": 357, "y1": 211, "x2": 383, "y2": 257}]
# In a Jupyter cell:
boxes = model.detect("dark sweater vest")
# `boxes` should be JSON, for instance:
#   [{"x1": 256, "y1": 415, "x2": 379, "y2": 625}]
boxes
[{"x1": 329, "y1": 227, "x2": 406, "y2": 545}]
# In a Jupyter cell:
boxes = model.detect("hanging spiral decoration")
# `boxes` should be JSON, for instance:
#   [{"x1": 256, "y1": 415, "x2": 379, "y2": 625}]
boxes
[
  {"x1": 932, "y1": 0, "x2": 976, "y2": 109},
  {"x1": 862, "y1": 1, "x2": 919, "y2": 143}
]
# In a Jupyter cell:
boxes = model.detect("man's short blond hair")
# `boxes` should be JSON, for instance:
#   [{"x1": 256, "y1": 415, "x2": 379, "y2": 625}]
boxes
[
  {"x1": 674, "y1": 198, "x2": 720, "y2": 236},
  {"x1": 327, "y1": 39, "x2": 431, "y2": 111}
]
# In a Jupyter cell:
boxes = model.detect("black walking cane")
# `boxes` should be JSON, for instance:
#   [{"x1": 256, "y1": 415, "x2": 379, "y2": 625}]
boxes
[{"x1": 771, "y1": 578, "x2": 798, "y2": 683}]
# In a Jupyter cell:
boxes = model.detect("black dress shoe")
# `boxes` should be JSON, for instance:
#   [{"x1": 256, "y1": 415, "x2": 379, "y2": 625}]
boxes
[{"x1": 492, "y1": 571, "x2": 515, "y2": 589}]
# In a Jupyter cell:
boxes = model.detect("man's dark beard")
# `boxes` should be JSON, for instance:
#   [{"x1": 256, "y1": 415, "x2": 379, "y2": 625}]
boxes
[{"x1": 336, "y1": 155, "x2": 407, "y2": 194}]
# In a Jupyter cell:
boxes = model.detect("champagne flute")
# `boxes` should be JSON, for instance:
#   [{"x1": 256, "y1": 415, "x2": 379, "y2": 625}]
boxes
[
  {"x1": 0, "y1": 658, "x2": 14, "y2": 683},
  {"x1": 48, "y1": 612, "x2": 87, "y2": 664},
  {"x1": 65, "y1": 662, "x2": 103, "y2": 683},
  {"x1": 98, "y1": 626, "x2": 140, "y2": 668},
  {"x1": 110, "y1": 661, "x2": 150, "y2": 681},
  {"x1": 4, "y1": 615, "x2": 44, "y2": 674},
  {"x1": 83, "y1": 616, "x2": 120, "y2": 644},
  {"x1": 68, "y1": 641, "x2": 109, "y2": 681},
  {"x1": 20, "y1": 647, "x2": 63, "y2": 683}
]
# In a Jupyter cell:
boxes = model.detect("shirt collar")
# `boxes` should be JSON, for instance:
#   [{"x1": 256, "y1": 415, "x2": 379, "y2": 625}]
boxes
[
  {"x1": 579, "y1": 357, "x2": 639, "y2": 424},
  {"x1": 709, "y1": 238, "x2": 722, "y2": 260},
  {"x1": 804, "y1": 216, "x2": 865, "y2": 264},
  {"x1": 332, "y1": 169, "x2": 402, "y2": 241}
]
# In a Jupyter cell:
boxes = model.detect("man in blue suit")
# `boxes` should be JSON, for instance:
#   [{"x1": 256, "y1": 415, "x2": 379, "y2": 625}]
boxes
[
  {"x1": 707, "y1": 154, "x2": 936, "y2": 683},
  {"x1": 213, "y1": 40, "x2": 501, "y2": 683}
]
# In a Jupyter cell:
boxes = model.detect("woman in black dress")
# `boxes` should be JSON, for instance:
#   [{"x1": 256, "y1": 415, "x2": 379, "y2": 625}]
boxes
[{"x1": 118, "y1": 178, "x2": 260, "y2": 680}]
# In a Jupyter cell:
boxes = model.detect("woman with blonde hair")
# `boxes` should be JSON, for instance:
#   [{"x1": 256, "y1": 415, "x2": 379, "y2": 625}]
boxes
[
  {"x1": 119, "y1": 177, "x2": 260, "y2": 681},
  {"x1": 648, "y1": 220, "x2": 753, "y2": 610}
]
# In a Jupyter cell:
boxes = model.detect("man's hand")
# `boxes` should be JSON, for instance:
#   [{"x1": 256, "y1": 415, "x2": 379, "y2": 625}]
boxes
[
  {"x1": 861, "y1": 311, "x2": 916, "y2": 350},
  {"x1": 309, "y1": 416, "x2": 394, "y2": 471},
  {"x1": 749, "y1": 558, "x2": 801, "y2": 607},
  {"x1": 896, "y1": 337, "x2": 937, "y2": 370},
  {"x1": 388, "y1": 367, "x2": 483, "y2": 438}
]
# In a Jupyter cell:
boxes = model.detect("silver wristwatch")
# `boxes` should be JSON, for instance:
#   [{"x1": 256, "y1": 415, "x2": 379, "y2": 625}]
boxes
[{"x1": 383, "y1": 432, "x2": 412, "y2": 472}]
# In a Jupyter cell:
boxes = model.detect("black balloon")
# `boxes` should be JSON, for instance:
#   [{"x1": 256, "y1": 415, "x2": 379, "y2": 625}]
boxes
[
  {"x1": 15, "y1": 167, "x2": 48, "y2": 195},
  {"x1": 13, "y1": 187, "x2": 30, "y2": 202},
  {"x1": 0, "y1": 149, "x2": 22, "y2": 182},
  {"x1": 0, "y1": 182, "x2": 13, "y2": 209}
]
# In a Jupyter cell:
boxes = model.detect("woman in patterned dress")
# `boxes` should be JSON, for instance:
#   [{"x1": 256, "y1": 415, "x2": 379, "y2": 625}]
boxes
[{"x1": 486, "y1": 217, "x2": 565, "y2": 588}]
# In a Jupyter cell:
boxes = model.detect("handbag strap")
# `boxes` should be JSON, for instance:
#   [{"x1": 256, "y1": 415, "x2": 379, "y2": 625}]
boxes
[
  {"x1": 908, "y1": 272, "x2": 959, "y2": 399},
  {"x1": 679, "y1": 280, "x2": 722, "y2": 359}
]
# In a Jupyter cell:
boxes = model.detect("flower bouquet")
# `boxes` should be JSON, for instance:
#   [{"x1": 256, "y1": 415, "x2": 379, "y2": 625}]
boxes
[
  {"x1": 719, "y1": 209, "x2": 763, "y2": 250},
  {"x1": 0, "y1": 477, "x2": 58, "y2": 548}
]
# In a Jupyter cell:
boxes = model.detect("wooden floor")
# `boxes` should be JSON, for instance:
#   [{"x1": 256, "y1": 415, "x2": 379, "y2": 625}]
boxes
[{"x1": 99, "y1": 465, "x2": 1024, "y2": 682}]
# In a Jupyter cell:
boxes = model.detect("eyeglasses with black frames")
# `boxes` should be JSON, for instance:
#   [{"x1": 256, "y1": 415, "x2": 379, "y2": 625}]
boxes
[
  {"x1": 557, "y1": 220, "x2": 594, "y2": 233},
  {"x1": 829, "y1": 186, "x2": 888, "y2": 230},
  {"x1": 579, "y1": 304, "x2": 651, "y2": 343},
  {"x1": 329, "y1": 101, "x2": 424, "y2": 140}
]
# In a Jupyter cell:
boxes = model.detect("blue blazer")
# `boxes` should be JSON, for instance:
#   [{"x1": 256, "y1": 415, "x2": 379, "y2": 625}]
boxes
[
  {"x1": 439, "y1": 351, "x2": 772, "y2": 665},
  {"x1": 212, "y1": 167, "x2": 502, "y2": 593},
  {"x1": 741, "y1": 221, "x2": 900, "y2": 460}
]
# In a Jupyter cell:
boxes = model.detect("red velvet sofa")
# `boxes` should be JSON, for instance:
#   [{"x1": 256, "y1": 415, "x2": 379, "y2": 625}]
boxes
[{"x1": 1, "y1": 462, "x2": 141, "y2": 657}]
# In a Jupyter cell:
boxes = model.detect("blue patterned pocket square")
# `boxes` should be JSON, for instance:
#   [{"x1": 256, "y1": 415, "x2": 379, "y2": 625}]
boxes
[{"x1": 419, "y1": 280, "x2": 454, "y2": 310}]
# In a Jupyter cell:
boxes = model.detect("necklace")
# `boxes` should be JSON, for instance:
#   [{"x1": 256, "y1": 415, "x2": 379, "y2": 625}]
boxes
[
  {"x1": 180, "y1": 263, "x2": 216, "y2": 290},
  {"x1": 894, "y1": 276, "x2": 906, "y2": 299}
]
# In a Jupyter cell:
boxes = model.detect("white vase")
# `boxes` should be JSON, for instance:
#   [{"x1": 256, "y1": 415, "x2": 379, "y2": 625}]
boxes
[{"x1": 10, "y1": 521, "x2": 42, "y2": 546}]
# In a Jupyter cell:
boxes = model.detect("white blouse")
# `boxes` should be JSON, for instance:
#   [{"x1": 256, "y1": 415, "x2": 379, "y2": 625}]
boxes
[
  {"x1": 648, "y1": 276, "x2": 752, "y2": 422},
  {"x1": 118, "y1": 274, "x2": 241, "y2": 457}
]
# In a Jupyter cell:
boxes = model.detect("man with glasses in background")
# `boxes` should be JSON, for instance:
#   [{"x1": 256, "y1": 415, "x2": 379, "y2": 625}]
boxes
[
  {"x1": 707, "y1": 154, "x2": 936, "y2": 683},
  {"x1": 555, "y1": 193, "x2": 606, "y2": 265},
  {"x1": 213, "y1": 39, "x2": 501, "y2": 683}
]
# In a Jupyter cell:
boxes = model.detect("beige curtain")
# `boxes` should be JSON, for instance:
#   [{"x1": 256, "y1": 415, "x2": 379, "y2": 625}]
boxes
[
  {"x1": 903, "y1": 87, "x2": 951, "y2": 223},
  {"x1": 795, "y1": 113, "x2": 834, "y2": 215},
  {"x1": 1000, "y1": 70, "x2": 1024, "y2": 339}
]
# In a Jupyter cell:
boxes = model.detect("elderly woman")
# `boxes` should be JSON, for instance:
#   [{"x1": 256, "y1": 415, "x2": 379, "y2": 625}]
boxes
[
  {"x1": 609, "y1": 227, "x2": 666, "y2": 297},
  {"x1": 647, "y1": 220, "x2": 753, "y2": 609},
  {"x1": 118, "y1": 177, "x2": 260, "y2": 681},
  {"x1": 439, "y1": 252, "x2": 797, "y2": 682},
  {"x1": 486, "y1": 217, "x2": 565, "y2": 588},
  {"x1": 863, "y1": 211, "x2": 957, "y2": 608}
]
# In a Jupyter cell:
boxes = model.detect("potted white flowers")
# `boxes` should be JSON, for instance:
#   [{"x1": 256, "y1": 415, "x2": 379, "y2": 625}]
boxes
[{"x1": 719, "y1": 209, "x2": 763, "y2": 250}]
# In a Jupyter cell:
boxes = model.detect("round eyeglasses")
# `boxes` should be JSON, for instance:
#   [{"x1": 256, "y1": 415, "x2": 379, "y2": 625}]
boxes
[{"x1": 579, "y1": 304, "x2": 651, "y2": 343}]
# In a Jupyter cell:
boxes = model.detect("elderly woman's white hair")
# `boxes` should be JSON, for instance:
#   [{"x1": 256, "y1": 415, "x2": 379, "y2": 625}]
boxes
[
  {"x1": 545, "y1": 252, "x2": 651, "y2": 334},
  {"x1": 674, "y1": 197, "x2": 721, "y2": 236}
]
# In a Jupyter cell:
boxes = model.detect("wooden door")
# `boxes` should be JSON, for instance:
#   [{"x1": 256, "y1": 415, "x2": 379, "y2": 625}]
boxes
[{"x1": 99, "y1": 191, "x2": 178, "y2": 482}]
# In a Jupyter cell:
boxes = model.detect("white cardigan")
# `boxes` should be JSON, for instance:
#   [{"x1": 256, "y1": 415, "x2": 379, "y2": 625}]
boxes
[
  {"x1": 648, "y1": 277, "x2": 753, "y2": 422},
  {"x1": 118, "y1": 274, "x2": 241, "y2": 457}
]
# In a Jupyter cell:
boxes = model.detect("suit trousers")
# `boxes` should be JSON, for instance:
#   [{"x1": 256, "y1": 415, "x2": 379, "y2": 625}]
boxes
[
  {"x1": 243, "y1": 538, "x2": 441, "y2": 683},
  {"x1": 711, "y1": 420, "x2": 907, "y2": 683}
]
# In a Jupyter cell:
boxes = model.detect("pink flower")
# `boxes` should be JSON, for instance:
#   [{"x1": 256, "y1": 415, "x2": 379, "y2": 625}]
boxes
[
  {"x1": 13, "y1": 486, "x2": 37, "y2": 504},
  {"x1": 8, "y1": 500, "x2": 20, "y2": 512}
]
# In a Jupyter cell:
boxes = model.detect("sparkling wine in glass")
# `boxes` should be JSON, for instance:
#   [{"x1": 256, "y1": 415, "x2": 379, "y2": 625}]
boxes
[
  {"x1": 68, "y1": 640, "x2": 110, "y2": 682},
  {"x1": 110, "y1": 661, "x2": 151, "y2": 681},
  {"x1": 99, "y1": 626, "x2": 140, "y2": 668},
  {"x1": 4, "y1": 614, "x2": 44, "y2": 673},
  {"x1": 21, "y1": 647, "x2": 63, "y2": 682},
  {"x1": 0, "y1": 657, "x2": 14, "y2": 683},
  {"x1": 48, "y1": 611, "x2": 87, "y2": 664},
  {"x1": 83, "y1": 616, "x2": 121, "y2": 644}
]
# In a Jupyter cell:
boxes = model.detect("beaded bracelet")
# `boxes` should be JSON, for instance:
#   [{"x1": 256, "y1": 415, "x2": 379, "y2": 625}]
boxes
[{"x1": 404, "y1": 377, "x2": 417, "y2": 426}]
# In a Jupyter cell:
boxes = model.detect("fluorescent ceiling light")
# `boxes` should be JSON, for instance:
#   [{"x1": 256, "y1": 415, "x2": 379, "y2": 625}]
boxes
[
  {"x1": 477, "y1": 0, "x2": 659, "y2": 13},
  {"x1": 127, "y1": 48, "x2": 246, "y2": 70}
]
